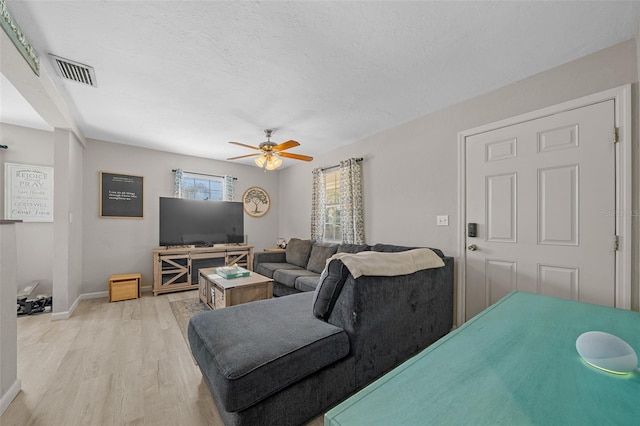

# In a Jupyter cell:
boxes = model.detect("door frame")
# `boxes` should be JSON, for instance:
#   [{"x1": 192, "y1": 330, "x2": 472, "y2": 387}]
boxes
[{"x1": 457, "y1": 85, "x2": 632, "y2": 326}]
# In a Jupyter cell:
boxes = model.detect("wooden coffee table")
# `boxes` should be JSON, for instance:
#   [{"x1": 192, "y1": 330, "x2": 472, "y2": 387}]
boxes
[{"x1": 198, "y1": 268, "x2": 273, "y2": 310}]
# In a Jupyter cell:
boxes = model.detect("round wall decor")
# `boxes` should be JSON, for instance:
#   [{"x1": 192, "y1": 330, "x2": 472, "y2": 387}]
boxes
[{"x1": 242, "y1": 186, "x2": 270, "y2": 218}]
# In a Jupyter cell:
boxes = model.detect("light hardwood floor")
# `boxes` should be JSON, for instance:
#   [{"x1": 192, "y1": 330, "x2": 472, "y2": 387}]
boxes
[{"x1": 1, "y1": 291, "x2": 323, "y2": 426}]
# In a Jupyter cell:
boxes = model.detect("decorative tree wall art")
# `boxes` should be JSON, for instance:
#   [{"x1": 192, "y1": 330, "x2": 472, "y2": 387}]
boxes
[{"x1": 242, "y1": 186, "x2": 270, "y2": 218}]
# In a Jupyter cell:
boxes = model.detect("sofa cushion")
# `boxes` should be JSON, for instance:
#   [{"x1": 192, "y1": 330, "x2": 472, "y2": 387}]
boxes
[
  {"x1": 285, "y1": 238, "x2": 313, "y2": 268},
  {"x1": 295, "y1": 275, "x2": 322, "y2": 292},
  {"x1": 312, "y1": 259, "x2": 351, "y2": 320},
  {"x1": 255, "y1": 262, "x2": 303, "y2": 279},
  {"x1": 337, "y1": 243, "x2": 371, "y2": 254},
  {"x1": 273, "y1": 268, "x2": 320, "y2": 289},
  {"x1": 306, "y1": 243, "x2": 339, "y2": 273},
  {"x1": 188, "y1": 292, "x2": 350, "y2": 412}
]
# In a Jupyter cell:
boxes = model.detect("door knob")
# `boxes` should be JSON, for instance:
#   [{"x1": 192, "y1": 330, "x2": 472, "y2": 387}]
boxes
[{"x1": 467, "y1": 244, "x2": 478, "y2": 251}]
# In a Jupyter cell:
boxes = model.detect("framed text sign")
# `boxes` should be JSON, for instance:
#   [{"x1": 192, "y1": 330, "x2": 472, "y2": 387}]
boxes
[
  {"x1": 100, "y1": 172, "x2": 144, "y2": 218},
  {"x1": 4, "y1": 162, "x2": 54, "y2": 222}
]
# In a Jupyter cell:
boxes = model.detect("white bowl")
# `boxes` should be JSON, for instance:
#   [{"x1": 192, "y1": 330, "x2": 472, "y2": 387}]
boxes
[{"x1": 576, "y1": 331, "x2": 637, "y2": 374}]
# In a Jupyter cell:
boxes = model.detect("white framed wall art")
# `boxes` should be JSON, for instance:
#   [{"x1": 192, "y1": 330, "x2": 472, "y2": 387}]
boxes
[{"x1": 4, "y1": 162, "x2": 54, "y2": 222}]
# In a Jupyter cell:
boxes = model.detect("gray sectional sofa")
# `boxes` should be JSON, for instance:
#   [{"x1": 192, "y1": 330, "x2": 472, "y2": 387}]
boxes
[
  {"x1": 188, "y1": 241, "x2": 453, "y2": 426},
  {"x1": 253, "y1": 238, "x2": 446, "y2": 296}
]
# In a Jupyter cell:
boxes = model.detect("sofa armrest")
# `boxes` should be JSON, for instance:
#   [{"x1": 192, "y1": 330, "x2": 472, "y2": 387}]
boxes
[
  {"x1": 253, "y1": 251, "x2": 287, "y2": 270},
  {"x1": 327, "y1": 256, "x2": 454, "y2": 387}
]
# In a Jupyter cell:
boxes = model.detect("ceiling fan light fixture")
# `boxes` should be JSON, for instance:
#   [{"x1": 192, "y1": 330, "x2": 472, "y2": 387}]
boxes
[
  {"x1": 265, "y1": 155, "x2": 282, "y2": 171},
  {"x1": 229, "y1": 129, "x2": 312, "y2": 169}
]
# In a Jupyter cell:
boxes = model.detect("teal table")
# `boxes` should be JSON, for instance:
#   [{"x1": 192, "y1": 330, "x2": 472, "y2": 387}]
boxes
[{"x1": 325, "y1": 291, "x2": 640, "y2": 425}]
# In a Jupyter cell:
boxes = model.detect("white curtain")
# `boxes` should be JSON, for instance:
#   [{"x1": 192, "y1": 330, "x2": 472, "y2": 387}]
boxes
[
  {"x1": 339, "y1": 158, "x2": 365, "y2": 244},
  {"x1": 222, "y1": 175, "x2": 234, "y2": 201},
  {"x1": 173, "y1": 168, "x2": 183, "y2": 198},
  {"x1": 310, "y1": 167, "x2": 326, "y2": 241}
]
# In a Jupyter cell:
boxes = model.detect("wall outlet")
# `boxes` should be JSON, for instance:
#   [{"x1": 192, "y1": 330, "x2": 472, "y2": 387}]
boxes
[{"x1": 436, "y1": 215, "x2": 449, "y2": 226}]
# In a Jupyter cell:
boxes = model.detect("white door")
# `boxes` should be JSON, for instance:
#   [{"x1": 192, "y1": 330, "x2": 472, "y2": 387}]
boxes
[{"x1": 465, "y1": 100, "x2": 616, "y2": 320}]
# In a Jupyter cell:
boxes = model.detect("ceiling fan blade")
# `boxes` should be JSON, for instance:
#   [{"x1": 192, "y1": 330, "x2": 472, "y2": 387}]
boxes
[
  {"x1": 273, "y1": 140, "x2": 300, "y2": 152},
  {"x1": 227, "y1": 153, "x2": 262, "y2": 160},
  {"x1": 279, "y1": 152, "x2": 314, "y2": 162},
  {"x1": 229, "y1": 141, "x2": 261, "y2": 150}
]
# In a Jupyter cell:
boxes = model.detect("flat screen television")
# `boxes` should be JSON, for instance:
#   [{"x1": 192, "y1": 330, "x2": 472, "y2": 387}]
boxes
[{"x1": 159, "y1": 197, "x2": 244, "y2": 246}]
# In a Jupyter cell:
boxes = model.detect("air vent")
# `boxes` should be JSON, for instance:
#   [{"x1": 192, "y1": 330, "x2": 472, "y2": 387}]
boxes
[{"x1": 49, "y1": 54, "x2": 97, "y2": 87}]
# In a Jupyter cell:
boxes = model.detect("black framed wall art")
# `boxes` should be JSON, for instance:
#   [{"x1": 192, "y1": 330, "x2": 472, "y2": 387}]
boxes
[{"x1": 100, "y1": 171, "x2": 144, "y2": 218}]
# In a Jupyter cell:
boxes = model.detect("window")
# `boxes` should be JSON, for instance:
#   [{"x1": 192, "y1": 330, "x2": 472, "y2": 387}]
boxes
[
  {"x1": 311, "y1": 158, "x2": 363, "y2": 244},
  {"x1": 181, "y1": 173, "x2": 223, "y2": 201},
  {"x1": 324, "y1": 170, "x2": 341, "y2": 242}
]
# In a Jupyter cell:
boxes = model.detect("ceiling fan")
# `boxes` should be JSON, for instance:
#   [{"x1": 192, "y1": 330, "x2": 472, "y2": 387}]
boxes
[{"x1": 227, "y1": 129, "x2": 313, "y2": 170}]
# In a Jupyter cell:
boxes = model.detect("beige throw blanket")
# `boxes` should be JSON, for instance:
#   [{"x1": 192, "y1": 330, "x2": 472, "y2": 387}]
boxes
[{"x1": 328, "y1": 248, "x2": 445, "y2": 279}]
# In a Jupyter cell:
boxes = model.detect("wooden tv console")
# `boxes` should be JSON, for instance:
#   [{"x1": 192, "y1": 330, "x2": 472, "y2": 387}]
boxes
[{"x1": 152, "y1": 245, "x2": 254, "y2": 295}]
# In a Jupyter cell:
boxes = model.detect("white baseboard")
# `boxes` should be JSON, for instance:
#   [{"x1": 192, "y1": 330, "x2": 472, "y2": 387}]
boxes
[
  {"x1": 80, "y1": 290, "x2": 109, "y2": 300},
  {"x1": 0, "y1": 379, "x2": 21, "y2": 415},
  {"x1": 50, "y1": 287, "x2": 161, "y2": 320},
  {"x1": 51, "y1": 291, "x2": 108, "y2": 321}
]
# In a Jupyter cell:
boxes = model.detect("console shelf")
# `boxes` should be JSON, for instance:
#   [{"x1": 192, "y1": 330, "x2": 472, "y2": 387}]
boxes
[{"x1": 152, "y1": 245, "x2": 254, "y2": 295}]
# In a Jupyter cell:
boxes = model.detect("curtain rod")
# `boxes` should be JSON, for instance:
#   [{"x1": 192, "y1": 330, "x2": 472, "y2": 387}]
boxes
[
  {"x1": 320, "y1": 157, "x2": 363, "y2": 172},
  {"x1": 171, "y1": 169, "x2": 237, "y2": 180}
]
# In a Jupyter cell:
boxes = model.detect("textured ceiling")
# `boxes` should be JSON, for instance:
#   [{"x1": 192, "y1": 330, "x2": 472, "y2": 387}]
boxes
[
  {"x1": 2, "y1": 1, "x2": 640, "y2": 167},
  {"x1": 0, "y1": 73, "x2": 52, "y2": 131}
]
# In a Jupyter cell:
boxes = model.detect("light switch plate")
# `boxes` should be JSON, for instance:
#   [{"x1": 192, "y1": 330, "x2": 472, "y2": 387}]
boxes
[{"x1": 437, "y1": 215, "x2": 449, "y2": 226}]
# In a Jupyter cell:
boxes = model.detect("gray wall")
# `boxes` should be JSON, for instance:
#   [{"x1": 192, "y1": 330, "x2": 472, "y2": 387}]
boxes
[
  {"x1": 635, "y1": 20, "x2": 640, "y2": 314},
  {"x1": 1, "y1": 40, "x2": 638, "y2": 309},
  {"x1": 278, "y1": 39, "x2": 639, "y2": 310},
  {"x1": 52, "y1": 129, "x2": 84, "y2": 317},
  {"x1": 0, "y1": 124, "x2": 54, "y2": 295},
  {"x1": 0, "y1": 224, "x2": 19, "y2": 414},
  {"x1": 0, "y1": 126, "x2": 282, "y2": 297},
  {"x1": 81, "y1": 139, "x2": 280, "y2": 294}
]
